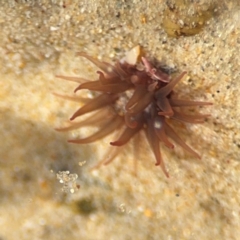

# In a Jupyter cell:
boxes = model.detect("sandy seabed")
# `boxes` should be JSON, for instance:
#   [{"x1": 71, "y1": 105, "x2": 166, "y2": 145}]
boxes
[{"x1": 0, "y1": 1, "x2": 240, "y2": 239}]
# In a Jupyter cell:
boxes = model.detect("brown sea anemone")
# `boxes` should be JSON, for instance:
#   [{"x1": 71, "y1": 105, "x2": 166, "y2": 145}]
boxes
[{"x1": 55, "y1": 46, "x2": 211, "y2": 177}]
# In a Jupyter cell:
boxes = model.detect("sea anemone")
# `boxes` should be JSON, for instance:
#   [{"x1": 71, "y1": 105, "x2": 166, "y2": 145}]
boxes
[{"x1": 55, "y1": 46, "x2": 211, "y2": 177}]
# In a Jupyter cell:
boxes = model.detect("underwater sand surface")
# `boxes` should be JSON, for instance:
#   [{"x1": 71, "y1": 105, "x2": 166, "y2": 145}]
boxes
[{"x1": 0, "y1": 1, "x2": 240, "y2": 239}]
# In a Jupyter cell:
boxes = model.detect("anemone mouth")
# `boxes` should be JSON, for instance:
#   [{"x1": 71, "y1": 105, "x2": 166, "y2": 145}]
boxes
[{"x1": 55, "y1": 47, "x2": 212, "y2": 177}]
